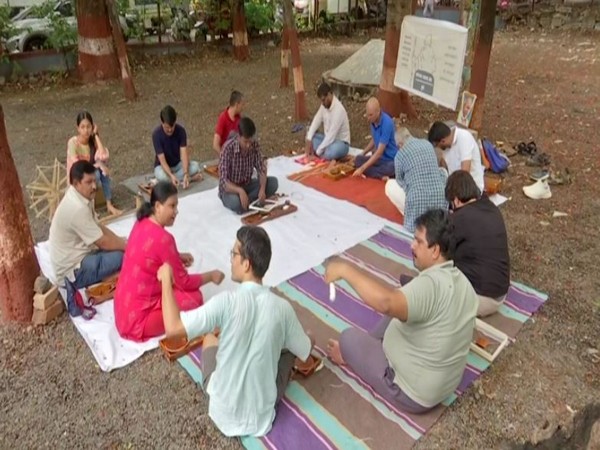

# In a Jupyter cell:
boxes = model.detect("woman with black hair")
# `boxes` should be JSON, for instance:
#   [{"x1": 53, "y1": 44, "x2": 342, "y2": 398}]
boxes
[
  {"x1": 66, "y1": 111, "x2": 122, "y2": 216},
  {"x1": 114, "y1": 181, "x2": 224, "y2": 342}
]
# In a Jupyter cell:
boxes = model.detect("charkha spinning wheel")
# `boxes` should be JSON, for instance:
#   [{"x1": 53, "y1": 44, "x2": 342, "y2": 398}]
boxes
[{"x1": 26, "y1": 158, "x2": 68, "y2": 222}]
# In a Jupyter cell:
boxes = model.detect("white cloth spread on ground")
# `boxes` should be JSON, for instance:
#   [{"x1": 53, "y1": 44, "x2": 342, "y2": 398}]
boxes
[{"x1": 35, "y1": 156, "x2": 400, "y2": 371}]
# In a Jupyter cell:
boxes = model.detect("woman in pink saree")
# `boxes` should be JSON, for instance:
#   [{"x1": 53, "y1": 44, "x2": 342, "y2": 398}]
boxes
[{"x1": 114, "y1": 181, "x2": 224, "y2": 342}]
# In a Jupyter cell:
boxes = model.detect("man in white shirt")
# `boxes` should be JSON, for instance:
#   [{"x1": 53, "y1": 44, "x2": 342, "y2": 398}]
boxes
[
  {"x1": 49, "y1": 160, "x2": 126, "y2": 317},
  {"x1": 160, "y1": 226, "x2": 314, "y2": 437},
  {"x1": 304, "y1": 82, "x2": 351, "y2": 161},
  {"x1": 427, "y1": 121, "x2": 485, "y2": 192}
]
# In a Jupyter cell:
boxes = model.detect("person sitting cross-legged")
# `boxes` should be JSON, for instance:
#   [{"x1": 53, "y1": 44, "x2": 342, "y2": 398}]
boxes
[
  {"x1": 353, "y1": 97, "x2": 398, "y2": 179},
  {"x1": 49, "y1": 160, "x2": 126, "y2": 317},
  {"x1": 152, "y1": 105, "x2": 202, "y2": 189},
  {"x1": 159, "y1": 226, "x2": 314, "y2": 437},
  {"x1": 304, "y1": 82, "x2": 351, "y2": 161},
  {"x1": 218, "y1": 117, "x2": 278, "y2": 214},
  {"x1": 384, "y1": 127, "x2": 448, "y2": 232},
  {"x1": 325, "y1": 209, "x2": 478, "y2": 414},
  {"x1": 114, "y1": 181, "x2": 225, "y2": 342},
  {"x1": 213, "y1": 90, "x2": 244, "y2": 155},
  {"x1": 445, "y1": 170, "x2": 510, "y2": 317}
]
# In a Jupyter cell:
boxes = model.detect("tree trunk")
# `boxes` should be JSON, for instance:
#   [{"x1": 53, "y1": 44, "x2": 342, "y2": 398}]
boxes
[
  {"x1": 105, "y1": 0, "x2": 136, "y2": 100},
  {"x1": 0, "y1": 104, "x2": 39, "y2": 323},
  {"x1": 282, "y1": 0, "x2": 308, "y2": 120},
  {"x1": 232, "y1": 0, "x2": 249, "y2": 61},
  {"x1": 280, "y1": 27, "x2": 290, "y2": 88},
  {"x1": 75, "y1": 0, "x2": 120, "y2": 83},
  {"x1": 377, "y1": 0, "x2": 417, "y2": 119}
]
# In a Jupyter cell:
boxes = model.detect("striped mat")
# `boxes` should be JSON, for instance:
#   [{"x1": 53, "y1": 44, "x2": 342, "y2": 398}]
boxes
[{"x1": 178, "y1": 226, "x2": 548, "y2": 449}]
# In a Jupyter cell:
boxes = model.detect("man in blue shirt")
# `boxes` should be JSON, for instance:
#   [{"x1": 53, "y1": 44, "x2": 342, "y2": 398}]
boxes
[
  {"x1": 152, "y1": 105, "x2": 202, "y2": 189},
  {"x1": 353, "y1": 97, "x2": 398, "y2": 179},
  {"x1": 159, "y1": 226, "x2": 314, "y2": 437}
]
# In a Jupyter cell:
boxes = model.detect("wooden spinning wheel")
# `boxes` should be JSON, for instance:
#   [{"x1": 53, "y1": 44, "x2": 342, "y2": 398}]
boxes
[{"x1": 26, "y1": 158, "x2": 68, "y2": 222}]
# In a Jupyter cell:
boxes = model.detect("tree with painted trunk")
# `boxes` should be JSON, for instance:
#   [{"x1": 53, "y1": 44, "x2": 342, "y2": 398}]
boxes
[
  {"x1": 281, "y1": 0, "x2": 307, "y2": 120},
  {"x1": 378, "y1": 0, "x2": 416, "y2": 119},
  {"x1": 0, "y1": 104, "x2": 40, "y2": 323},
  {"x1": 75, "y1": 0, "x2": 120, "y2": 82},
  {"x1": 232, "y1": 0, "x2": 250, "y2": 60}
]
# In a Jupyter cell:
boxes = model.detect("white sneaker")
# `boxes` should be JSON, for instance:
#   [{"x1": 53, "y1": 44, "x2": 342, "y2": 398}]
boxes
[{"x1": 523, "y1": 179, "x2": 552, "y2": 200}]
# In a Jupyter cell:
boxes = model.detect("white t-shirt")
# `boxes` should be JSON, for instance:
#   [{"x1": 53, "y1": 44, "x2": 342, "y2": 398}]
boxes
[
  {"x1": 306, "y1": 96, "x2": 351, "y2": 155},
  {"x1": 442, "y1": 127, "x2": 485, "y2": 192},
  {"x1": 181, "y1": 282, "x2": 311, "y2": 437},
  {"x1": 49, "y1": 186, "x2": 102, "y2": 283}
]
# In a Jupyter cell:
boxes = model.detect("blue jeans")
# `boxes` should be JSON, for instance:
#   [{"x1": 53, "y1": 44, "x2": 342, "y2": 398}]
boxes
[
  {"x1": 354, "y1": 155, "x2": 395, "y2": 179},
  {"x1": 95, "y1": 168, "x2": 113, "y2": 201},
  {"x1": 221, "y1": 177, "x2": 279, "y2": 214},
  {"x1": 154, "y1": 161, "x2": 200, "y2": 182},
  {"x1": 312, "y1": 133, "x2": 349, "y2": 160},
  {"x1": 65, "y1": 250, "x2": 124, "y2": 317}
]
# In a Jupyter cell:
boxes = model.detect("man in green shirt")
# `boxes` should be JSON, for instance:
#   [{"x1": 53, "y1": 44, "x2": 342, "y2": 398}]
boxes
[
  {"x1": 159, "y1": 226, "x2": 314, "y2": 437},
  {"x1": 325, "y1": 209, "x2": 478, "y2": 413}
]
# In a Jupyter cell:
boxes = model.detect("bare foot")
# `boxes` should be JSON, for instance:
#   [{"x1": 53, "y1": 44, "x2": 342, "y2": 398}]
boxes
[
  {"x1": 191, "y1": 173, "x2": 203, "y2": 182},
  {"x1": 107, "y1": 202, "x2": 123, "y2": 216},
  {"x1": 327, "y1": 339, "x2": 346, "y2": 365}
]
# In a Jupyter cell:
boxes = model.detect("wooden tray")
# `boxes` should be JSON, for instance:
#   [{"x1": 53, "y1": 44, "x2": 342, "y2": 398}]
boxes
[
  {"x1": 323, "y1": 163, "x2": 355, "y2": 181},
  {"x1": 241, "y1": 203, "x2": 298, "y2": 226},
  {"x1": 204, "y1": 164, "x2": 219, "y2": 178},
  {"x1": 470, "y1": 318, "x2": 510, "y2": 362},
  {"x1": 138, "y1": 183, "x2": 153, "y2": 195},
  {"x1": 159, "y1": 335, "x2": 205, "y2": 362}
]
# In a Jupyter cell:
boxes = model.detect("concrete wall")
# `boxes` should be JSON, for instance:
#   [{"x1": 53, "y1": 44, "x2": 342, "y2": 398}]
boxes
[{"x1": 502, "y1": 1, "x2": 600, "y2": 31}]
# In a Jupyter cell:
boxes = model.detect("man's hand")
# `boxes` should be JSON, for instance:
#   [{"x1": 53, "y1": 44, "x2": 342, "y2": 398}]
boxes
[
  {"x1": 239, "y1": 189, "x2": 249, "y2": 211},
  {"x1": 352, "y1": 167, "x2": 365, "y2": 177},
  {"x1": 182, "y1": 173, "x2": 190, "y2": 190},
  {"x1": 258, "y1": 189, "x2": 267, "y2": 203},
  {"x1": 180, "y1": 252, "x2": 194, "y2": 267},
  {"x1": 170, "y1": 174, "x2": 179, "y2": 187},
  {"x1": 304, "y1": 140, "x2": 312, "y2": 157},
  {"x1": 157, "y1": 263, "x2": 174, "y2": 284},
  {"x1": 324, "y1": 257, "x2": 346, "y2": 283},
  {"x1": 210, "y1": 270, "x2": 226, "y2": 285}
]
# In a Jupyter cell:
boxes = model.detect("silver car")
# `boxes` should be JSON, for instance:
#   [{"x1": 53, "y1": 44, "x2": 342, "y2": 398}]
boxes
[{"x1": 6, "y1": 0, "x2": 128, "y2": 53}]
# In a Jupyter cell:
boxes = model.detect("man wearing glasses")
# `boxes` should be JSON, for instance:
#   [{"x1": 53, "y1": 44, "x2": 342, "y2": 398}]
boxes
[{"x1": 158, "y1": 226, "x2": 314, "y2": 437}]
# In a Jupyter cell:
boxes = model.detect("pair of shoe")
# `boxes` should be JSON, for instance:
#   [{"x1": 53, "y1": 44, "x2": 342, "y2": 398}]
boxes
[
  {"x1": 523, "y1": 178, "x2": 552, "y2": 200},
  {"x1": 516, "y1": 141, "x2": 538, "y2": 156},
  {"x1": 525, "y1": 152, "x2": 551, "y2": 167}
]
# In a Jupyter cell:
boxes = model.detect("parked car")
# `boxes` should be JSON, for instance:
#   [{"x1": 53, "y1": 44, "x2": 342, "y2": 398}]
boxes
[{"x1": 5, "y1": 0, "x2": 129, "y2": 52}]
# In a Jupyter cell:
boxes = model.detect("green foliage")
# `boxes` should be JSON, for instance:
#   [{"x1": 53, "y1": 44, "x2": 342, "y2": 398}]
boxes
[
  {"x1": 0, "y1": 5, "x2": 18, "y2": 55},
  {"x1": 31, "y1": 0, "x2": 77, "y2": 51},
  {"x1": 246, "y1": 0, "x2": 278, "y2": 34}
]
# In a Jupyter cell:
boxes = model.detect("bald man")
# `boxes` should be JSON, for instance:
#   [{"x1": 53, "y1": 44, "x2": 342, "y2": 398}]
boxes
[{"x1": 353, "y1": 98, "x2": 398, "y2": 179}]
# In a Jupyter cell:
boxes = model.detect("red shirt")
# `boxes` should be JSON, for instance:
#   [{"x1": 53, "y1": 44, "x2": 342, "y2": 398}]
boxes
[{"x1": 215, "y1": 108, "x2": 241, "y2": 147}]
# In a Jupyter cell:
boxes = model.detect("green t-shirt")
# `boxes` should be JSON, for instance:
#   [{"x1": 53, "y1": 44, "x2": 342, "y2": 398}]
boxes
[{"x1": 382, "y1": 260, "x2": 478, "y2": 407}]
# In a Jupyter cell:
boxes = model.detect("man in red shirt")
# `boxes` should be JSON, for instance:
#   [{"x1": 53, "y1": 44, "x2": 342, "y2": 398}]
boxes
[{"x1": 213, "y1": 90, "x2": 244, "y2": 155}]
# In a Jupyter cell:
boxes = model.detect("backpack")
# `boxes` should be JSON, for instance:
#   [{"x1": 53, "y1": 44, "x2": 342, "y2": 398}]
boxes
[{"x1": 482, "y1": 139, "x2": 510, "y2": 173}]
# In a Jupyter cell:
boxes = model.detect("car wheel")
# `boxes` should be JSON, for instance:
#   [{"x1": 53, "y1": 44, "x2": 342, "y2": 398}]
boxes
[{"x1": 24, "y1": 36, "x2": 47, "y2": 52}]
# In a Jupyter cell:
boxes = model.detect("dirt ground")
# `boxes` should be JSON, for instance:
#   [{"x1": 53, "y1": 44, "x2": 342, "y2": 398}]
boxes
[{"x1": 1, "y1": 29, "x2": 599, "y2": 449}]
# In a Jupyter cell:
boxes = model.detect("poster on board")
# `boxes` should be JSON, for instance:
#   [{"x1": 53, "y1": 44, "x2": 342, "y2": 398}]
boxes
[{"x1": 394, "y1": 16, "x2": 468, "y2": 110}]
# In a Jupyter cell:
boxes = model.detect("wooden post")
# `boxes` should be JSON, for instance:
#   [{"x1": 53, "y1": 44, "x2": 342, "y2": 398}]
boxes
[
  {"x1": 106, "y1": 0, "x2": 137, "y2": 100},
  {"x1": 282, "y1": 0, "x2": 308, "y2": 120},
  {"x1": 468, "y1": 0, "x2": 496, "y2": 131},
  {"x1": 0, "y1": 104, "x2": 39, "y2": 322},
  {"x1": 377, "y1": 0, "x2": 417, "y2": 119},
  {"x1": 232, "y1": 0, "x2": 250, "y2": 60},
  {"x1": 280, "y1": 27, "x2": 290, "y2": 88},
  {"x1": 75, "y1": 0, "x2": 120, "y2": 82}
]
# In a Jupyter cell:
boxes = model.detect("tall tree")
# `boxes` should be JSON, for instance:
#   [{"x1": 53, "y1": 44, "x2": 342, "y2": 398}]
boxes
[
  {"x1": 232, "y1": 0, "x2": 250, "y2": 60},
  {"x1": 0, "y1": 104, "x2": 39, "y2": 322},
  {"x1": 106, "y1": 0, "x2": 136, "y2": 100},
  {"x1": 279, "y1": 26, "x2": 290, "y2": 87},
  {"x1": 281, "y1": 0, "x2": 307, "y2": 120},
  {"x1": 377, "y1": 0, "x2": 416, "y2": 118},
  {"x1": 75, "y1": 0, "x2": 120, "y2": 82}
]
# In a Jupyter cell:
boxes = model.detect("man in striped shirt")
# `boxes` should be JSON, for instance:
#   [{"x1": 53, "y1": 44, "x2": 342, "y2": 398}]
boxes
[{"x1": 218, "y1": 117, "x2": 278, "y2": 214}]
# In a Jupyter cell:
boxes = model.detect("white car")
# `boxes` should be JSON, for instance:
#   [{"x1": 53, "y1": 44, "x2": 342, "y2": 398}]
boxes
[{"x1": 6, "y1": 0, "x2": 128, "y2": 53}]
